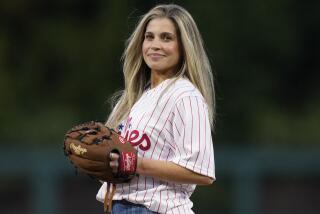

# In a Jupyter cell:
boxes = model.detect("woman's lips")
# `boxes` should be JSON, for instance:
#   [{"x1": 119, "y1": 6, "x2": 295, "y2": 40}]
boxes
[{"x1": 148, "y1": 53, "x2": 165, "y2": 60}]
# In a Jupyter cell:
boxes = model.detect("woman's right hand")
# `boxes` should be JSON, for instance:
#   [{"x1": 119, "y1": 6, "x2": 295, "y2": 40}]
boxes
[{"x1": 109, "y1": 153, "x2": 120, "y2": 174}]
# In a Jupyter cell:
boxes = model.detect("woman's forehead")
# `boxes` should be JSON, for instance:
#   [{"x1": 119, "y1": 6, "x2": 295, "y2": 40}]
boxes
[{"x1": 145, "y1": 18, "x2": 177, "y2": 34}]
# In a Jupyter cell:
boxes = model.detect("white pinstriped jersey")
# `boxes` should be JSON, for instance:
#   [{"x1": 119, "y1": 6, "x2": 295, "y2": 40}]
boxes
[{"x1": 97, "y1": 78, "x2": 215, "y2": 213}]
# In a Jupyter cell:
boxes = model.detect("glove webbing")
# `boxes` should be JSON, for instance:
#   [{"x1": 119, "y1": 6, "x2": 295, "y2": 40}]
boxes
[{"x1": 104, "y1": 183, "x2": 116, "y2": 213}]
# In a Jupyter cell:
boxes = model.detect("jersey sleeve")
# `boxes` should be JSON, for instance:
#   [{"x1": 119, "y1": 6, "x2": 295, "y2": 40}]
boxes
[{"x1": 170, "y1": 95, "x2": 215, "y2": 179}]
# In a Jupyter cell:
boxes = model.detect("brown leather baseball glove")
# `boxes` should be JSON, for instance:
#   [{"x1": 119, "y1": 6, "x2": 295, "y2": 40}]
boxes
[
  {"x1": 63, "y1": 121, "x2": 137, "y2": 183},
  {"x1": 63, "y1": 121, "x2": 138, "y2": 212}
]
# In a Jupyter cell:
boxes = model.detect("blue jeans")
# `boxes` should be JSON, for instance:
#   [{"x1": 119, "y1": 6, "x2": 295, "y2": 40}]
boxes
[{"x1": 112, "y1": 200, "x2": 158, "y2": 214}]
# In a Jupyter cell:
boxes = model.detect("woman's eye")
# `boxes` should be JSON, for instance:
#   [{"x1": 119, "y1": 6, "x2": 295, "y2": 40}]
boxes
[
  {"x1": 145, "y1": 34, "x2": 153, "y2": 40},
  {"x1": 162, "y1": 35, "x2": 173, "y2": 42}
]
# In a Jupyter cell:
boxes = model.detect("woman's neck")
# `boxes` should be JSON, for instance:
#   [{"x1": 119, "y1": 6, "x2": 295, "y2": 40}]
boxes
[{"x1": 150, "y1": 70, "x2": 176, "y2": 89}]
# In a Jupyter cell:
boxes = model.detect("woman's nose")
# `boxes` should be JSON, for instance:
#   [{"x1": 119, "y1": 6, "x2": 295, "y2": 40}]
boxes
[{"x1": 150, "y1": 38, "x2": 161, "y2": 50}]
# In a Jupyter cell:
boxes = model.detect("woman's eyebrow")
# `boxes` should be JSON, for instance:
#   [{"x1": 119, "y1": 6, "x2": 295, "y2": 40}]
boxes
[
  {"x1": 161, "y1": 32, "x2": 176, "y2": 37},
  {"x1": 145, "y1": 31, "x2": 175, "y2": 35}
]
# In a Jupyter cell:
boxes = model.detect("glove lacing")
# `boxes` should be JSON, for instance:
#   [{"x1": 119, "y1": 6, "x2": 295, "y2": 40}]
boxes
[{"x1": 104, "y1": 183, "x2": 116, "y2": 213}]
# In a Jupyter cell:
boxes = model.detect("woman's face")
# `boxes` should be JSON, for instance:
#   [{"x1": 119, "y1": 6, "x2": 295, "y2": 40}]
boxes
[{"x1": 142, "y1": 17, "x2": 181, "y2": 77}]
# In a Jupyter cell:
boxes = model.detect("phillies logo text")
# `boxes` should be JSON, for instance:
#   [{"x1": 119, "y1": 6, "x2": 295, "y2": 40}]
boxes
[{"x1": 124, "y1": 130, "x2": 151, "y2": 151}]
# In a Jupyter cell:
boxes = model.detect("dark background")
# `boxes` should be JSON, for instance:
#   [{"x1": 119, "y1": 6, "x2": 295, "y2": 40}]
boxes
[{"x1": 0, "y1": 0, "x2": 319, "y2": 214}]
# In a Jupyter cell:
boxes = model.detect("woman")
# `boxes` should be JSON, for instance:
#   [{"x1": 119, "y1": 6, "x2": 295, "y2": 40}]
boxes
[{"x1": 97, "y1": 4, "x2": 216, "y2": 214}]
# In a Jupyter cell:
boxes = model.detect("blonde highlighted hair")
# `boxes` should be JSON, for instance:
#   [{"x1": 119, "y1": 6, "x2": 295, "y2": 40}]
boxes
[{"x1": 106, "y1": 4, "x2": 215, "y2": 129}]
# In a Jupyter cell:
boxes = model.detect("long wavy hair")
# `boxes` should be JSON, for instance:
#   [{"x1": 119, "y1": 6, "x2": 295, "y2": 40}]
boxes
[{"x1": 106, "y1": 4, "x2": 215, "y2": 129}]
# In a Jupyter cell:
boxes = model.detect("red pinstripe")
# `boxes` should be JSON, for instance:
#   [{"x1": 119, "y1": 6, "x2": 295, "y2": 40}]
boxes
[
  {"x1": 177, "y1": 183, "x2": 182, "y2": 207},
  {"x1": 163, "y1": 129, "x2": 175, "y2": 149},
  {"x1": 137, "y1": 111, "x2": 147, "y2": 128},
  {"x1": 199, "y1": 102, "x2": 207, "y2": 174},
  {"x1": 185, "y1": 97, "x2": 194, "y2": 167},
  {"x1": 157, "y1": 188, "x2": 163, "y2": 212},
  {"x1": 167, "y1": 116, "x2": 173, "y2": 125},
  {"x1": 207, "y1": 138, "x2": 212, "y2": 176},
  {"x1": 165, "y1": 126, "x2": 174, "y2": 138},
  {"x1": 164, "y1": 185, "x2": 169, "y2": 213},
  {"x1": 173, "y1": 119, "x2": 182, "y2": 137},
  {"x1": 175, "y1": 102, "x2": 185, "y2": 127},
  {"x1": 193, "y1": 97, "x2": 201, "y2": 171},
  {"x1": 175, "y1": 100, "x2": 189, "y2": 166}
]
